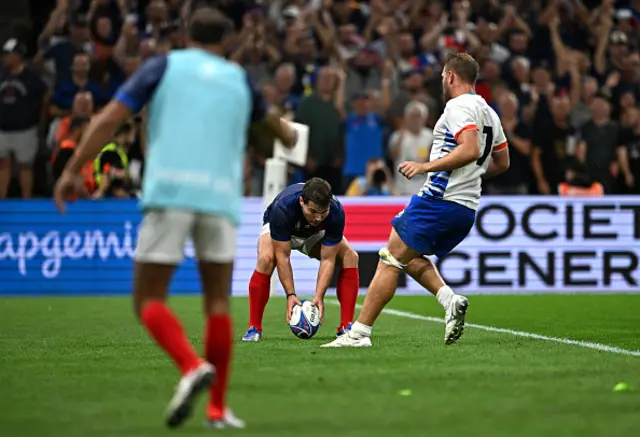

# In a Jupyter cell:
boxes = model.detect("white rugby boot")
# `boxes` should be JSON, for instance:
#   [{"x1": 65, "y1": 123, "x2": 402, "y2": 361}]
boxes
[
  {"x1": 206, "y1": 409, "x2": 246, "y2": 429},
  {"x1": 321, "y1": 330, "x2": 372, "y2": 348},
  {"x1": 444, "y1": 295, "x2": 469, "y2": 345},
  {"x1": 165, "y1": 362, "x2": 215, "y2": 428}
]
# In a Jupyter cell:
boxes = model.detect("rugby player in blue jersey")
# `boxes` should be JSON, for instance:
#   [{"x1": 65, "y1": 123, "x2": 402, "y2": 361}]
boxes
[{"x1": 242, "y1": 178, "x2": 360, "y2": 341}]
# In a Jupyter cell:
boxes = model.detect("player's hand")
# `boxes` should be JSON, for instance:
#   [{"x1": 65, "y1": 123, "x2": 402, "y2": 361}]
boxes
[
  {"x1": 53, "y1": 171, "x2": 87, "y2": 214},
  {"x1": 285, "y1": 294, "x2": 302, "y2": 324},
  {"x1": 625, "y1": 172, "x2": 635, "y2": 188},
  {"x1": 398, "y1": 161, "x2": 429, "y2": 180},
  {"x1": 537, "y1": 179, "x2": 551, "y2": 195},
  {"x1": 311, "y1": 296, "x2": 325, "y2": 325}
]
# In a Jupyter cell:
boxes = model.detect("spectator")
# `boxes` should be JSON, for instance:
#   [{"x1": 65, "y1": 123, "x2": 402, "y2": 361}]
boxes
[
  {"x1": 616, "y1": 106, "x2": 640, "y2": 193},
  {"x1": 577, "y1": 94, "x2": 619, "y2": 193},
  {"x1": 50, "y1": 91, "x2": 95, "y2": 151},
  {"x1": 52, "y1": 116, "x2": 90, "y2": 184},
  {"x1": 270, "y1": 62, "x2": 300, "y2": 115},
  {"x1": 37, "y1": 11, "x2": 94, "y2": 87},
  {"x1": 345, "y1": 158, "x2": 395, "y2": 196},
  {"x1": 340, "y1": 91, "x2": 384, "y2": 189},
  {"x1": 295, "y1": 67, "x2": 343, "y2": 193},
  {"x1": 231, "y1": 10, "x2": 281, "y2": 85},
  {"x1": 570, "y1": 76, "x2": 598, "y2": 130},
  {"x1": 51, "y1": 52, "x2": 105, "y2": 116},
  {"x1": 338, "y1": 60, "x2": 391, "y2": 190},
  {"x1": 142, "y1": 0, "x2": 170, "y2": 40},
  {"x1": 88, "y1": 0, "x2": 124, "y2": 62},
  {"x1": 484, "y1": 92, "x2": 531, "y2": 195},
  {"x1": 0, "y1": 39, "x2": 48, "y2": 199},
  {"x1": 531, "y1": 95, "x2": 576, "y2": 195},
  {"x1": 387, "y1": 69, "x2": 438, "y2": 130},
  {"x1": 92, "y1": 122, "x2": 135, "y2": 199},
  {"x1": 387, "y1": 100, "x2": 433, "y2": 195}
]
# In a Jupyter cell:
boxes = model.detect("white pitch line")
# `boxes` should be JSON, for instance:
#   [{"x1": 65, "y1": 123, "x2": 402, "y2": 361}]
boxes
[{"x1": 326, "y1": 300, "x2": 640, "y2": 358}]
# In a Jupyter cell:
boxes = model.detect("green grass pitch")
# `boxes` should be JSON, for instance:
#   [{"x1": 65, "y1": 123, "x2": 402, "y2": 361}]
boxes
[{"x1": 1, "y1": 294, "x2": 639, "y2": 437}]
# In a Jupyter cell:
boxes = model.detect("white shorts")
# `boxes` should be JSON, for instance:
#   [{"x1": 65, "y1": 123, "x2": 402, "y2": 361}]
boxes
[
  {"x1": 0, "y1": 127, "x2": 39, "y2": 165},
  {"x1": 260, "y1": 223, "x2": 324, "y2": 257},
  {"x1": 135, "y1": 209, "x2": 237, "y2": 264}
]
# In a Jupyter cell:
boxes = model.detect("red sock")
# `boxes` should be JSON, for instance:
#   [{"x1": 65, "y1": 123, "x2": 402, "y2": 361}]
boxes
[
  {"x1": 206, "y1": 314, "x2": 233, "y2": 420},
  {"x1": 248, "y1": 270, "x2": 271, "y2": 331},
  {"x1": 336, "y1": 268, "x2": 359, "y2": 330},
  {"x1": 140, "y1": 301, "x2": 201, "y2": 375}
]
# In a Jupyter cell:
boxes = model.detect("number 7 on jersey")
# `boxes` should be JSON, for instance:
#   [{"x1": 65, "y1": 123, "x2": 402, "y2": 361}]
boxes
[{"x1": 476, "y1": 126, "x2": 494, "y2": 166}]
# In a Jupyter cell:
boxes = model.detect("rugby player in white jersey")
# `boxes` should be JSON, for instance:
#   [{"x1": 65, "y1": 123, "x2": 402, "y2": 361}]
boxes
[{"x1": 323, "y1": 52, "x2": 510, "y2": 348}]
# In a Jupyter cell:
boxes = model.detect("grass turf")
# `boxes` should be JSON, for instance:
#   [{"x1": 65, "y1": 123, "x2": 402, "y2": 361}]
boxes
[{"x1": 1, "y1": 294, "x2": 639, "y2": 437}]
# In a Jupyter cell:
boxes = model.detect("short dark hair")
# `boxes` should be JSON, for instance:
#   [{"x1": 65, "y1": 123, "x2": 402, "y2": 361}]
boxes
[
  {"x1": 444, "y1": 52, "x2": 479, "y2": 85},
  {"x1": 302, "y1": 178, "x2": 332, "y2": 209},
  {"x1": 188, "y1": 6, "x2": 233, "y2": 45}
]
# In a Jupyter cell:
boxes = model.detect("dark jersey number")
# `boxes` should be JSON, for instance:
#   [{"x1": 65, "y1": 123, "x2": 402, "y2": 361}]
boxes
[{"x1": 476, "y1": 126, "x2": 493, "y2": 166}]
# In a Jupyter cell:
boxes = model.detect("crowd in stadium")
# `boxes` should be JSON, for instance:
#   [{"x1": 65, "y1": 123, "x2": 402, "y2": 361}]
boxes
[{"x1": 0, "y1": 0, "x2": 639, "y2": 199}]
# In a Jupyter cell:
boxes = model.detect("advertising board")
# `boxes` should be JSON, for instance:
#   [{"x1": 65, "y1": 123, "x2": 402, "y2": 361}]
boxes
[{"x1": 1, "y1": 196, "x2": 638, "y2": 296}]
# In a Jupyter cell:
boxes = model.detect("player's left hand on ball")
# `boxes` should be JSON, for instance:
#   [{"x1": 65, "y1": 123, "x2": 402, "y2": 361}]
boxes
[
  {"x1": 286, "y1": 294, "x2": 302, "y2": 323},
  {"x1": 53, "y1": 171, "x2": 87, "y2": 214},
  {"x1": 311, "y1": 296, "x2": 325, "y2": 325},
  {"x1": 398, "y1": 161, "x2": 428, "y2": 180}
]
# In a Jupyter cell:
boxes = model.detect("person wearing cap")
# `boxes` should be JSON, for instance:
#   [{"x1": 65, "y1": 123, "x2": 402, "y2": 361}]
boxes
[{"x1": 0, "y1": 38, "x2": 49, "y2": 198}]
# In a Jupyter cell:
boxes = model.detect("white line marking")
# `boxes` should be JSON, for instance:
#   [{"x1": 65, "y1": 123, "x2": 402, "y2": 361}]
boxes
[{"x1": 326, "y1": 300, "x2": 640, "y2": 358}]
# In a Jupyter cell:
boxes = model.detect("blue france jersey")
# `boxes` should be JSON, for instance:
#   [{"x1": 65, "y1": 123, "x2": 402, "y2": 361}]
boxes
[
  {"x1": 263, "y1": 183, "x2": 345, "y2": 246},
  {"x1": 114, "y1": 49, "x2": 266, "y2": 225}
]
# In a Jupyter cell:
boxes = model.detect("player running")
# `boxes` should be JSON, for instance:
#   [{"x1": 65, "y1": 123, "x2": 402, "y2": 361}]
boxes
[
  {"x1": 242, "y1": 178, "x2": 360, "y2": 341},
  {"x1": 53, "y1": 7, "x2": 297, "y2": 429},
  {"x1": 323, "y1": 52, "x2": 510, "y2": 348}
]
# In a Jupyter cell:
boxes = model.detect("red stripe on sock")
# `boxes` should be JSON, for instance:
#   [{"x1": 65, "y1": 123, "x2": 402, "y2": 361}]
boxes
[
  {"x1": 337, "y1": 268, "x2": 359, "y2": 330},
  {"x1": 206, "y1": 314, "x2": 233, "y2": 420},
  {"x1": 140, "y1": 301, "x2": 201, "y2": 375},
  {"x1": 248, "y1": 270, "x2": 271, "y2": 331}
]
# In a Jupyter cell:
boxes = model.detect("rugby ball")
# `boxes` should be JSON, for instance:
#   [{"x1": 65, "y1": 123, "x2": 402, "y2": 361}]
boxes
[{"x1": 289, "y1": 300, "x2": 321, "y2": 339}]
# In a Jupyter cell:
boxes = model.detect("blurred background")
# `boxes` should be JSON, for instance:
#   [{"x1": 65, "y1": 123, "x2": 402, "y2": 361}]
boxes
[{"x1": 1, "y1": 0, "x2": 639, "y2": 200}]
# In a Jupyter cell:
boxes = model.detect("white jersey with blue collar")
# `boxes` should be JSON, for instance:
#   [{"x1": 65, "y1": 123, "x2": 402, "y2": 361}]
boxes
[{"x1": 419, "y1": 93, "x2": 507, "y2": 210}]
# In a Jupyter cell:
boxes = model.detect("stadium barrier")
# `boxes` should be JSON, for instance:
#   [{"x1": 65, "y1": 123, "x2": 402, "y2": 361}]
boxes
[{"x1": 1, "y1": 196, "x2": 639, "y2": 296}]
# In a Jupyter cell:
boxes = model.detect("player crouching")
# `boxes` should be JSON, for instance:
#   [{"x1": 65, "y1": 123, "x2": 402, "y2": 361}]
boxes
[{"x1": 243, "y1": 178, "x2": 359, "y2": 341}]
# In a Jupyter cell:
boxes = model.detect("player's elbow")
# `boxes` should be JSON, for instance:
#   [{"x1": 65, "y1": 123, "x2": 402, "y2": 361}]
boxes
[{"x1": 495, "y1": 152, "x2": 511, "y2": 174}]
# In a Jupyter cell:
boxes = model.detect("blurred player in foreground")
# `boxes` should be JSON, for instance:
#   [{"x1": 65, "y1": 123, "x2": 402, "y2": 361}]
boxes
[
  {"x1": 323, "y1": 53, "x2": 510, "y2": 348},
  {"x1": 242, "y1": 178, "x2": 359, "y2": 341},
  {"x1": 53, "y1": 6, "x2": 297, "y2": 429}
]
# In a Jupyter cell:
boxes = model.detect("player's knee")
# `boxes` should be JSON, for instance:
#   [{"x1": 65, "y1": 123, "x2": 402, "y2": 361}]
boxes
[
  {"x1": 341, "y1": 246, "x2": 359, "y2": 269},
  {"x1": 256, "y1": 252, "x2": 276, "y2": 274},
  {"x1": 206, "y1": 294, "x2": 230, "y2": 316},
  {"x1": 378, "y1": 247, "x2": 406, "y2": 270}
]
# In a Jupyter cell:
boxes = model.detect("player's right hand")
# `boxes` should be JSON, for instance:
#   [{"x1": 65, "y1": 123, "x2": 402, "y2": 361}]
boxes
[
  {"x1": 398, "y1": 161, "x2": 428, "y2": 180},
  {"x1": 53, "y1": 171, "x2": 87, "y2": 214},
  {"x1": 285, "y1": 294, "x2": 302, "y2": 324}
]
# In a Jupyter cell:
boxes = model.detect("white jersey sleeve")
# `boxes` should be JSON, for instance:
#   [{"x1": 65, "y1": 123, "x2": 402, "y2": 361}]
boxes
[{"x1": 420, "y1": 93, "x2": 507, "y2": 211}]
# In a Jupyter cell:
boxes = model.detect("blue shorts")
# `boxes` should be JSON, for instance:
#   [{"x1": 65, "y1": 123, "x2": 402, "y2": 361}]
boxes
[{"x1": 391, "y1": 195, "x2": 475, "y2": 258}]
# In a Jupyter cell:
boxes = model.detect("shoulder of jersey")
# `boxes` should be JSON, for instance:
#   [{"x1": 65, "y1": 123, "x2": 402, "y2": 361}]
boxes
[{"x1": 444, "y1": 93, "x2": 473, "y2": 111}]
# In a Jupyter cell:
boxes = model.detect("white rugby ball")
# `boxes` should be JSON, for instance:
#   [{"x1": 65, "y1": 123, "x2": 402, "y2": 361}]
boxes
[{"x1": 289, "y1": 300, "x2": 321, "y2": 339}]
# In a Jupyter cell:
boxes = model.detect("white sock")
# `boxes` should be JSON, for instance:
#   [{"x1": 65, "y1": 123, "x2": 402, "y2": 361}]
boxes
[
  {"x1": 350, "y1": 321, "x2": 372, "y2": 338},
  {"x1": 436, "y1": 285, "x2": 455, "y2": 310}
]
